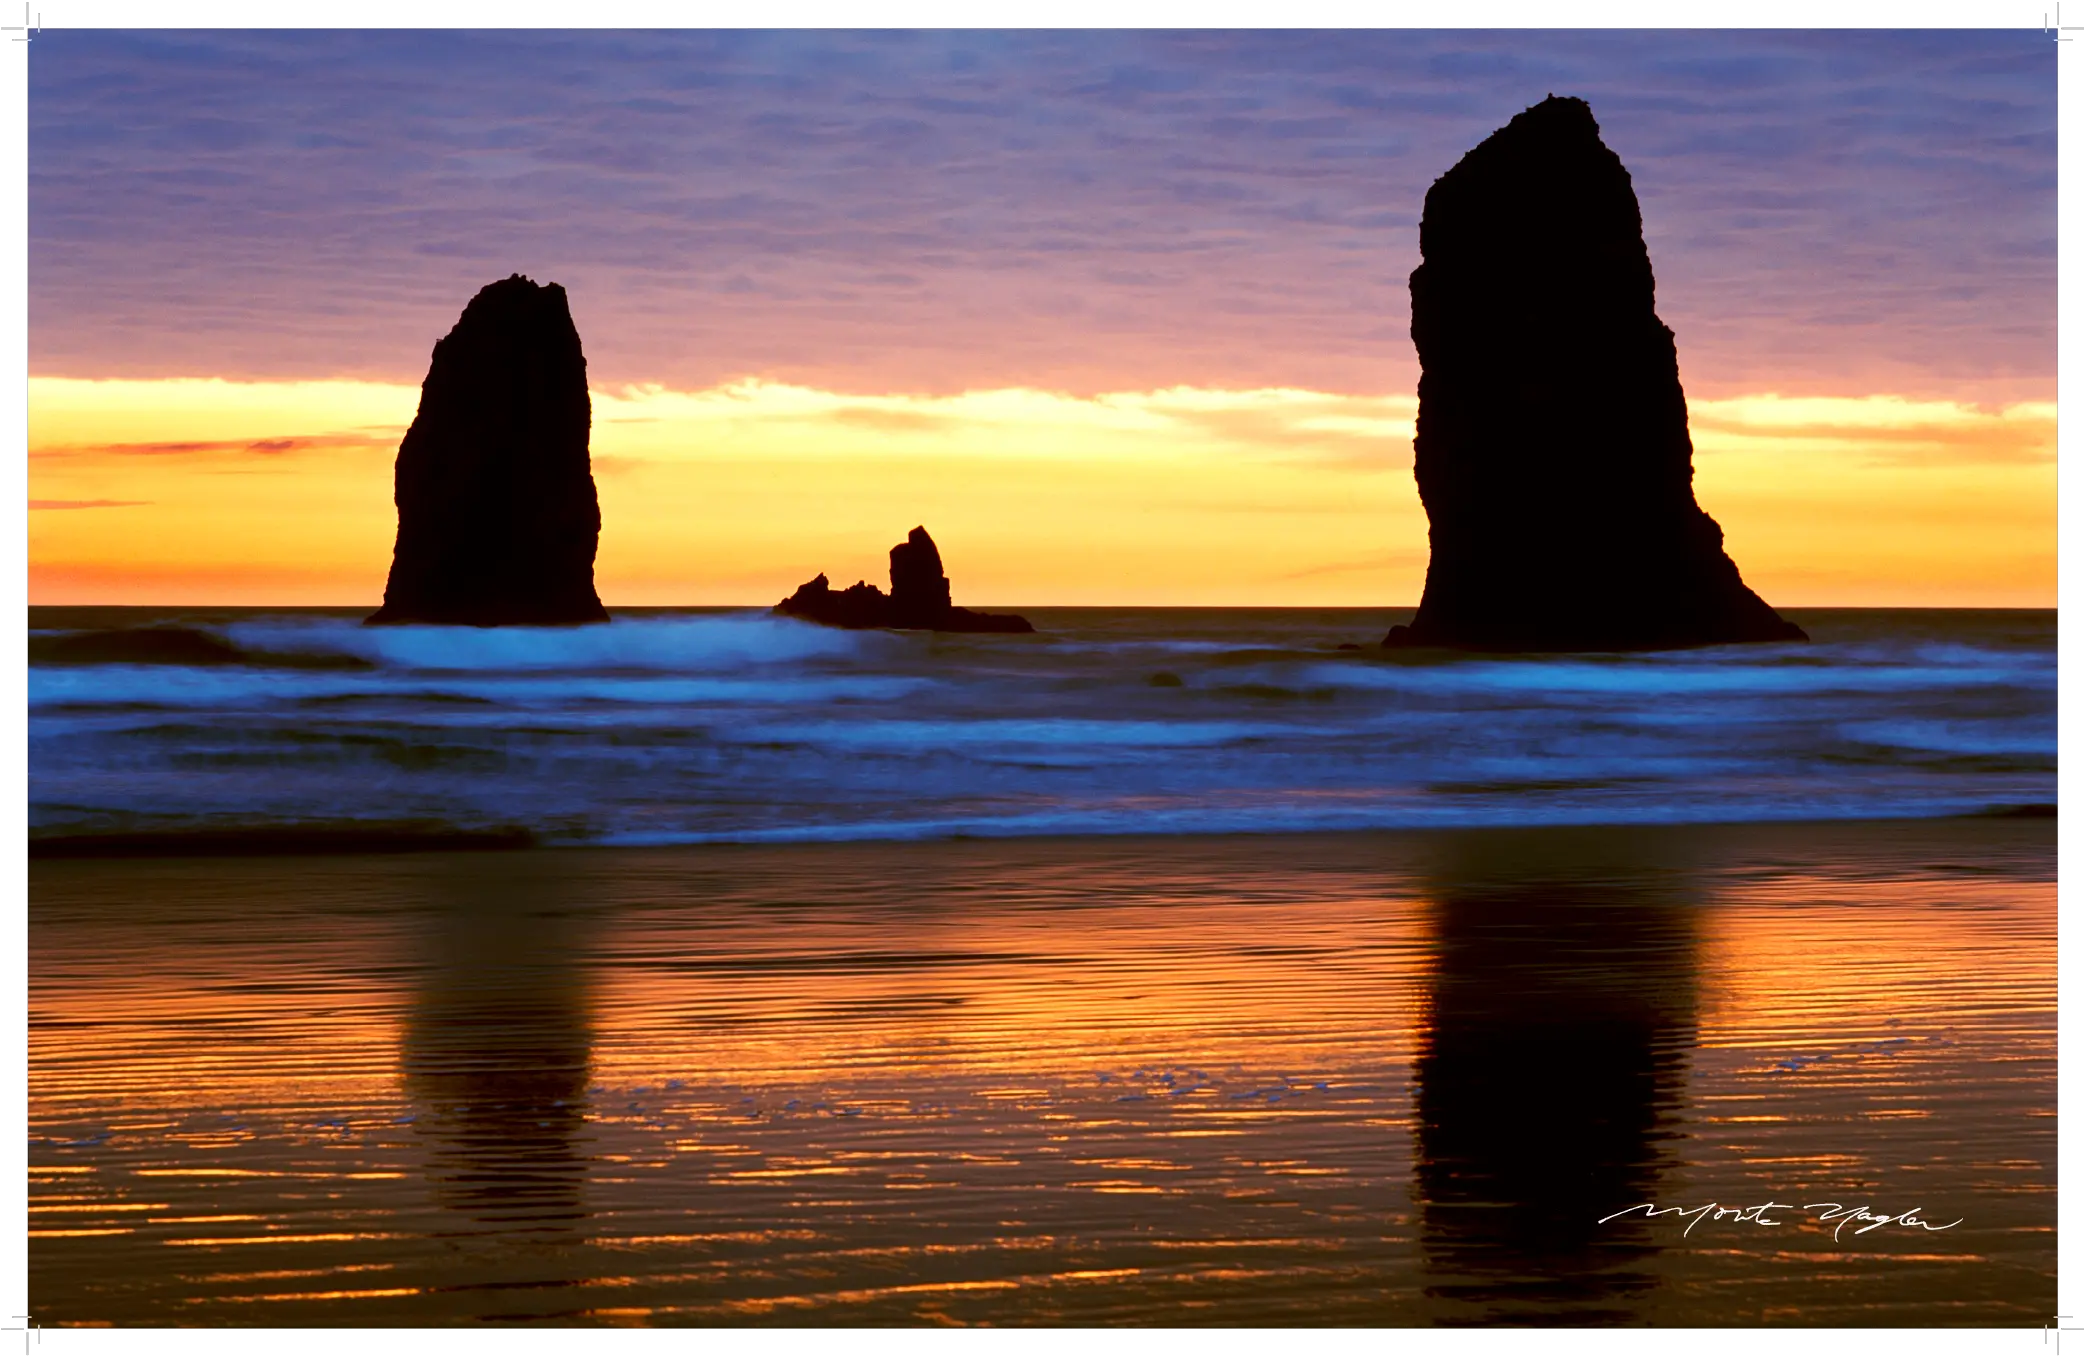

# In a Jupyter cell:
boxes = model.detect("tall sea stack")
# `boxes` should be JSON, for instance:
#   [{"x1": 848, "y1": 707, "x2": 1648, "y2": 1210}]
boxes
[
  {"x1": 1385, "y1": 97, "x2": 1803, "y2": 652},
  {"x1": 367, "y1": 274, "x2": 609, "y2": 626}
]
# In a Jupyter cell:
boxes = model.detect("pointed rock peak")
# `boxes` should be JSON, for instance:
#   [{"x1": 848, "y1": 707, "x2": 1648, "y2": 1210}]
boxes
[
  {"x1": 453, "y1": 273, "x2": 571, "y2": 326},
  {"x1": 897, "y1": 525, "x2": 943, "y2": 568},
  {"x1": 1457, "y1": 95, "x2": 1606, "y2": 175},
  {"x1": 1510, "y1": 93, "x2": 1598, "y2": 134},
  {"x1": 891, "y1": 524, "x2": 950, "y2": 579},
  {"x1": 1417, "y1": 97, "x2": 1645, "y2": 285},
  {"x1": 1500, "y1": 95, "x2": 1608, "y2": 156}
]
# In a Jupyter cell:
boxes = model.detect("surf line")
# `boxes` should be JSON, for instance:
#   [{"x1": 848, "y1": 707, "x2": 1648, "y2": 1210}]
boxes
[{"x1": 1599, "y1": 1201, "x2": 1963, "y2": 1242}]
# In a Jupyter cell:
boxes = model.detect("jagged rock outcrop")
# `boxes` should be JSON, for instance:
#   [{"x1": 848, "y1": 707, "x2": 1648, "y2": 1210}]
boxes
[
  {"x1": 367, "y1": 274, "x2": 609, "y2": 626},
  {"x1": 776, "y1": 527, "x2": 1033, "y2": 633},
  {"x1": 1384, "y1": 96, "x2": 1804, "y2": 652}
]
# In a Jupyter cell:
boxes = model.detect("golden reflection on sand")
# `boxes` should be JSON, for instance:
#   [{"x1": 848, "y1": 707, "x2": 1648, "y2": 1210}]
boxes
[{"x1": 28, "y1": 821, "x2": 2054, "y2": 1325}]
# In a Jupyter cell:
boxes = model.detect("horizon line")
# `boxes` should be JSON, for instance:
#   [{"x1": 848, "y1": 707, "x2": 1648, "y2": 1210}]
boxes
[{"x1": 22, "y1": 601, "x2": 2058, "y2": 613}]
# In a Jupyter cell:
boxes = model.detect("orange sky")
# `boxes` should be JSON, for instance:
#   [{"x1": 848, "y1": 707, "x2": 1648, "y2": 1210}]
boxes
[
  {"x1": 27, "y1": 35, "x2": 2053, "y2": 610},
  {"x1": 26, "y1": 377, "x2": 2055, "y2": 608}
]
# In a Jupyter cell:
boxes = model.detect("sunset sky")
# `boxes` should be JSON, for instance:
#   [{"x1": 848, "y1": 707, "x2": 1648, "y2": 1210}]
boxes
[{"x1": 27, "y1": 29, "x2": 2055, "y2": 607}]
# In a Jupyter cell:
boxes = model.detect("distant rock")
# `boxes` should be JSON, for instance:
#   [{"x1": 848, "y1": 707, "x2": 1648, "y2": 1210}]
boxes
[
  {"x1": 1385, "y1": 96, "x2": 1804, "y2": 652},
  {"x1": 367, "y1": 274, "x2": 609, "y2": 626},
  {"x1": 776, "y1": 527, "x2": 1033, "y2": 634}
]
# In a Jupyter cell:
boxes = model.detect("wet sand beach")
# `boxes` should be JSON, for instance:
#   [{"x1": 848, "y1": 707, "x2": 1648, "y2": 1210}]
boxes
[{"x1": 28, "y1": 816, "x2": 2054, "y2": 1326}]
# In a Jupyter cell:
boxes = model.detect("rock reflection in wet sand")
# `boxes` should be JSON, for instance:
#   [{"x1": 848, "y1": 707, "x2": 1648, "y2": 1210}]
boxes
[
  {"x1": 1413, "y1": 830, "x2": 1700, "y2": 1324},
  {"x1": 403, "y1": 880, "x2": 595, "y2": 1236}
]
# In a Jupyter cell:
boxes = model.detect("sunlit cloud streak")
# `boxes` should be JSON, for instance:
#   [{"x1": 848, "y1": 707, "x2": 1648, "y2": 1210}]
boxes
[
  {"x1": 1689, "y1": 396, "x2": 2056, "y2": 467},
  {"x1": 28, "y1": 378, "x2": 2054, "y2": 608}
]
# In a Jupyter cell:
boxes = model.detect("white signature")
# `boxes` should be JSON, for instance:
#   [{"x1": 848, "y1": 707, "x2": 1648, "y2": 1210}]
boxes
[{"x1": 1599, "y1": 1201, "x2": 1963, "y2": 1243}]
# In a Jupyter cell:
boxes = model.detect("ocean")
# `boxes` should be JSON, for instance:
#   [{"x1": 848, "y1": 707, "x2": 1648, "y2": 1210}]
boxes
[
  {"x1": 25, "y1": 606, "x2": 2057, "y2": 1326},
  {"x1": 26, "y1": 606, "x2": 2056, "y2": 849}
]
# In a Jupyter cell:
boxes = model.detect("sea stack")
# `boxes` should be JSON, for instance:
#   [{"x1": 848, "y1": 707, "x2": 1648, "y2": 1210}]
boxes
[
  {"x1": 776, "y1": 527, "x2": 1033, "y2": 633},
  {"x1": 1385, "y1": 96, "x2": 1803, "y2": 652},
  {"x1": 367, "y1": 274, "x2": 609, "y2": 626}
]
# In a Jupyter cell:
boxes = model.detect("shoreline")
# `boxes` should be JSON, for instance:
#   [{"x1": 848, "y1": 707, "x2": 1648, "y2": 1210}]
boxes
[{"x1": 26, "y1": 801, "x2": 2056, "y2": 861}]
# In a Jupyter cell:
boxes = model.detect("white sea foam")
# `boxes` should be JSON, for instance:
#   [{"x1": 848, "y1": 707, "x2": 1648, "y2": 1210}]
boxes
[{"x1": 223, "y1": 611, "x2": 876, "y2": 672}]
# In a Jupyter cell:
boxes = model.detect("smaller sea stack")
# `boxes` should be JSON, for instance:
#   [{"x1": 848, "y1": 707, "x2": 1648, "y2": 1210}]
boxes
[
  {"x1": 776, "y1": 527, "x2": 1033, "y2": 634},
  {"x1": 367, "y1": 274, "x2": 609, "y2": 626}
]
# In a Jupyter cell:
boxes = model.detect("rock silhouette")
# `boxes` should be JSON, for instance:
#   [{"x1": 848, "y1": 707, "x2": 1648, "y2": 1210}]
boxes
[
  {"x1": 1385, "y1": 96, "x2": 1804, "y2": 652},
  {"x1": 367, "y1": 274, "x2": 609, "y2": 626},
  {"x1": 777, "y1": 527, "x2": 1033, "y2": 633}
]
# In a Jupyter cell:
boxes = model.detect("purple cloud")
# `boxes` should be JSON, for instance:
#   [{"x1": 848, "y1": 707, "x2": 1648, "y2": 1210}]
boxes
[{"x1": 28, "y1": 30, "x2": 2053, "y2": 401}]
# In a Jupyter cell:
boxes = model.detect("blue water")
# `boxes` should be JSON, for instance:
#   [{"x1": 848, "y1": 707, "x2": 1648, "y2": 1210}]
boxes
[{"x1": 26, "y1": 607, "x2": 2055, "y2": 847}]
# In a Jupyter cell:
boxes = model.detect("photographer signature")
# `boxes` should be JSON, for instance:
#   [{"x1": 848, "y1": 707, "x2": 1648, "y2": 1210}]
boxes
[{"x1": 1600, "y1": 1201, "x2": 1962, "y2": 1242}]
